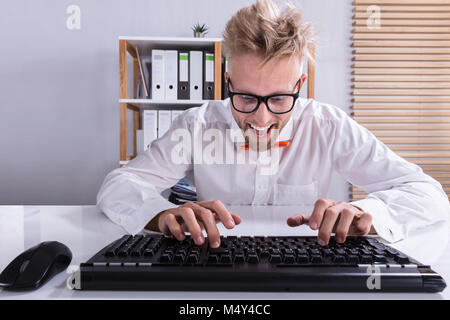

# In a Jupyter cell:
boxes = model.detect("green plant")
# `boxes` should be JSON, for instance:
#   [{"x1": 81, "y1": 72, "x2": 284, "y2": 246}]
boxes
[{"x1": 191, "y1": 22, "x2": 209, "y2": 34}]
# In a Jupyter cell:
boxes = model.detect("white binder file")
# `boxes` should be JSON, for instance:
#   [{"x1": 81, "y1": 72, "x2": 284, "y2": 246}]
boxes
[
  {"x1": 151, "y1": 50, "x2": 165, "y2": 100},
  {"x1": 158, "y1": 110, "x2": 172, "y2": 138},
  {"x1": 143, "y1": 110, "x2": 157, "y2": 150},
  {"x1": 136, "y1": 130, "x2": 145, "y2": 155},
  {"x1": 164, "y1": 50, "x2": 178, "y2": 100},
  {"x1": 189, "y1": 51, "x2": 203, "y2": 100}
]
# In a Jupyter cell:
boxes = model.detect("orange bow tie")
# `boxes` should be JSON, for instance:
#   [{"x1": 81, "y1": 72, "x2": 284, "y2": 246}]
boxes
[{"x1": 240, "y1": 140, "x2": 290, "y2": 151}]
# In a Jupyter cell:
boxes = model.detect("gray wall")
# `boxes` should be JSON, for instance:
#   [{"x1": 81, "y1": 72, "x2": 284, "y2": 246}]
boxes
[{"x1": 0, "y1": 0, "x2": 352, "y2": 205}]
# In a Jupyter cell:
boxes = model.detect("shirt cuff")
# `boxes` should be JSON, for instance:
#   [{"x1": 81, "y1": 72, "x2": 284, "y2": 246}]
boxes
[
  {"x1": 121, "y1": 198, "x2": 178, "y2": 235},
  {"x1": 350, "y1": 197, "x2": 404, "y2": 243}
]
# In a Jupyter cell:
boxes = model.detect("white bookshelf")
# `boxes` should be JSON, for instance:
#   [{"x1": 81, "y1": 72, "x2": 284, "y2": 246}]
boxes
[
  {"x1": 119, "y1": 36, "x2": 224, "y2": 163},
  {"x1": 119, "y1": 98, "x2": 208, "y2": 108}
]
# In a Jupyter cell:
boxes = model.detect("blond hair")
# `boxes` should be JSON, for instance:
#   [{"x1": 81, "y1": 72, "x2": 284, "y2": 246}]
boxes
[{"x1": 222, "y1": 0, "x2": 315, "y2": 67}]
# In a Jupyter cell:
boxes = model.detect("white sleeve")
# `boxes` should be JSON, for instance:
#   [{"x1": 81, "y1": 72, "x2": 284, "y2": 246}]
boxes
[
  {"x1": 96, "y1": 115, "x2": 193, "y2": 234},
  {"x1": 328, "y1": 110, "x2": 450, "y2": 243}
]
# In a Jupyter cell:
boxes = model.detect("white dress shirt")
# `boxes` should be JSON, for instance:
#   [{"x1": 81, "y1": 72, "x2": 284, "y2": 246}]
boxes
[{"x1": 97, "y1": 98, "x2": 450, "y2": 242}]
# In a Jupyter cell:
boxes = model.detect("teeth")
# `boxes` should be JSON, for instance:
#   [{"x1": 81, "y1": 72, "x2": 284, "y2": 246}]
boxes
[{"x1": 250, "y1": 124, "x2": 272, "y2": 131}]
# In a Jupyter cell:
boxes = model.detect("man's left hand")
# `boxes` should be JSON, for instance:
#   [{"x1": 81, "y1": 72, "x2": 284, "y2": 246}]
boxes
[{"x1": 286, "y1": 198, "x2": 375, "y2": 246}]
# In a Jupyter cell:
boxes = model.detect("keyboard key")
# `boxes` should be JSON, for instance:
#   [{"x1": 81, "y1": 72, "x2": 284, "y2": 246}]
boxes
[
  {"x1": 347, "y1": 255, "x2": 359, "y2": 263},
  {"x1": 186, "y1": 254, "x2": 199, "y2": 264},
  {"x1": 207, "y1": 255, "x2": 219, "y2": 264},
  {"x1": 160, "y1": 253, "x2": 172, "y2": 263},
  {"x1": 373, "y1": 255, "x2": 387, "y2": 263},
  {"x1": 269, "y1": 254, "x2": 282, "y2": 264},
  {"x1": 360, "y1": 255, "x2": 372, "y2": 263},
  {"x1": 395, "y1": 255, "x2": 410, "y2": 264},
  {"x1": 247, "y1": 254, "x2": 260, "y2": 264},
  {"x1": 310, "y1": 255, "x2": 323, "y2": 263},
  {"x1": 333, "y1": 255, "x2": 346, "y2": 263},
  {"x1": 284, "y1": 255, "x2": 295, "y2": 264},
  {"x1": 234, "y1": 254, "x2": 245, "y2": 263},
  {"x1": 260, "y1": 250, "x2": 270, "y2": 258},
  {"x1": 270, "y1": 248, "x2": 281, "y2": 255},
  {"x1": 220, "y1": 255, "x2": 232, "y2": 264},
  {"x1": 173, "y1": 254, "x2": 185, "y2": 263},
  {"x1": 296, "y1": 255, "x2": 309, "y2": 264}
]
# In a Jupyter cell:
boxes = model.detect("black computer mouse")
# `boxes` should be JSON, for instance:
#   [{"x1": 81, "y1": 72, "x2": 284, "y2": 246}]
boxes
[{"x1": 0, "y1": 241, "x2": 72, "y2": 291}]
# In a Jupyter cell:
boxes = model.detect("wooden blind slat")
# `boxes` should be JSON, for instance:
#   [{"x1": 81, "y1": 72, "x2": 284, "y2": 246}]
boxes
[
  {"x1": 353, "y1": 89, "x2": 450, "y2": 95},
  {"x1": 353, "y1": 27, "x2": 450, "y2": 33},
  {"x1": 352, "y1": 97, "x2": 450, "y2": 102},
  {"x1": 373, "y1": 132, "x2": 450, "y2": 137},
  {"x1": 353, "y1": 55, "x2": 450, "y2": 61},
  {"x1": 353, "y1": 34, "x2": 450, "y2": 40},
  {"x1": 353, "y1": 76, "x2": 450, "y2": 82},
  {"x1": 353, "y1": 12, "x2": 450, "y2": 19},
  {"x1": 379, "y1": 139, "x2": 450, "y2": 143},
  {"x1": 390, "y1": 146, "x2": 450, "y2": 151},
  {"x1": 355, "y1": 118, "x2": 450, "y2": 123},
  {"x1": 354, "y1": 5, "x2": 450, "y2": 12},
  {"x1": 353, "y1": 105, "x2": 450, "y2": 109},
  {"x1": 353, "y1": 19, "x2": 450, "y2": 26},
  {"x1": 354, "y1": 0, "x2": 450, "y2": 4},
  {"x1": 353, "y1": 83, "x2": 450, "y2": 88},
  {"x1": 353, "y1": 69, "x2": 450, "y2": 75},
  {"x1": 364, "y1": 125, "x2": 450, "y2": 130},
  {"x1": 353, "y1": 62, "x2": 450, "y2": 68},
  {"x1": 353, "y1": 111, "x2": 450, "y2": 116},
  {"x1": 353, "y1": 48, "x2": 450, "y2": 54},
  {"x1": 353, "y1": 40, "x2": 450, "y2": 47}
]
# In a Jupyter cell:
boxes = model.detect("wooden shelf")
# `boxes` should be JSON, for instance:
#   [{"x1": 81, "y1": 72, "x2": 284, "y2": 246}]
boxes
[{"x1": 119, "y1": 98, "x2": 208, "y2": 108}]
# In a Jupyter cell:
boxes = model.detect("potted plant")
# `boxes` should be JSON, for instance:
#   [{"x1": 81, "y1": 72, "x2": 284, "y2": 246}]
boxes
[{"x1": 192, "y1": 22, "x2": 209, "y2": 38}]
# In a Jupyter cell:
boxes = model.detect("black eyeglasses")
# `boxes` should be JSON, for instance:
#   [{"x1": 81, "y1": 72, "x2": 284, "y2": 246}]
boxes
[{"x1": 227, "y1": 78, "x2": 302, "y2": 114}]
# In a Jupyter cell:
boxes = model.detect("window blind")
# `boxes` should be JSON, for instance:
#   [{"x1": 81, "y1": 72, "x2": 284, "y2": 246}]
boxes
[{"x1": 351, "y1": 0, "x2": 450, "y2": 201}]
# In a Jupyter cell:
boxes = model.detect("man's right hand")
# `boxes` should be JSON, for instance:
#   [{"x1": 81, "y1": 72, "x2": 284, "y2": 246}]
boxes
[{"x1": 150, "y1": 200, "x2": 242, "y2": 248}]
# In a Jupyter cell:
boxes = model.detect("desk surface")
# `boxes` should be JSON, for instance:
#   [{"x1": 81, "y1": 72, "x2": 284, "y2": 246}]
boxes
[{"x1": 0, "y1": 205, "x2": 449, "y2": 300}]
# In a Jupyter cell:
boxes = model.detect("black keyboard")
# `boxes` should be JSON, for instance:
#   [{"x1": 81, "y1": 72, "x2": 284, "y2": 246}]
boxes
[{"x1": 78, "y1": 234, "x2": 446, "y2": 292}]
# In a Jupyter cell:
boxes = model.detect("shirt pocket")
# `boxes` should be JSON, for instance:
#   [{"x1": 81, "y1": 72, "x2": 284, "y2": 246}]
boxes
[{"x1": 273, "y1": 181, "x2": 318, "y2": 205}]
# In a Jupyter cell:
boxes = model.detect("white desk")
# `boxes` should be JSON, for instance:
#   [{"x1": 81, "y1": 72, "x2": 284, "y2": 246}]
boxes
[{"x1": 0, "y1": 205, "x2": 449, "y2": 300}]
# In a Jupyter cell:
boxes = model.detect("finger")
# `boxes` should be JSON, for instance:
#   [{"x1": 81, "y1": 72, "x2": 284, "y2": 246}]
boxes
[
  {"x1": 199, "y1": 200, "x2": 235, "y2": 229},
  {"x1": 318, "y1": 202, "x2": 347, "y2": 246},
  {"x1": 349, "y1": 212, "x2": 373, "y2": 236},
  {"x1": 308, "y1": 199, "x2": 334, "y2": 230},
  {"x1": 186, "y1": 202, "x2": 221, "y2": 248},
  {"x1": 334, "y1": 208, "x2": 355, "y2": 243},
  {"x1": 286, "y1": 214, "x2": 308, "y2": 227},
  {"x1": 213, "y1": 212, "x2": 243, "y2": 225},
  {"x1": 231, "y1": 213, "x2": 242, "y2": 225},
  {"x1": 164, "y1": 213, "x2": 185, "y2": 240},
  {"x1": 178, "y1": 207, "x2": 204, "y2": 245}
]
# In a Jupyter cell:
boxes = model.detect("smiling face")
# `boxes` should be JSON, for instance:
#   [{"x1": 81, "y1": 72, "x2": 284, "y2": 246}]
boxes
[{"x1": 226, "y1": 53, "x2": 304, "y2": 150}]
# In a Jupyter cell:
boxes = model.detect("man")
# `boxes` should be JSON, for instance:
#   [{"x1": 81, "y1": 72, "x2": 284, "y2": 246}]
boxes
[{"x1": 97, "y1": 0, "x2": 449, "y2": 249}]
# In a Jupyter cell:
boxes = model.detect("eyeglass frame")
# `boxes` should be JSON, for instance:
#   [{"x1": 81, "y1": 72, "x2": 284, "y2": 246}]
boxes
[{"x1": 227, "y1": 75, "x2": 305, "y2": 114}]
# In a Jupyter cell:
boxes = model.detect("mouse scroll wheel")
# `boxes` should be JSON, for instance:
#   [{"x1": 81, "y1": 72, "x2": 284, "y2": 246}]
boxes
[{"x1": 19, "y1": 260, "x2": 30, "y2": 273}]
